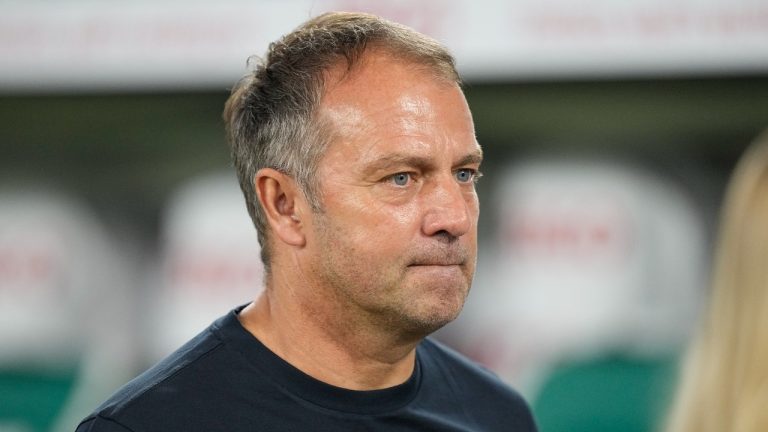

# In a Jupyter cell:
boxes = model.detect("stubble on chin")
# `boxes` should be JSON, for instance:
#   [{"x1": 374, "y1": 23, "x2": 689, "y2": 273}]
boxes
[
  {"x1": 391, "y1": 263, "x2": 474, "y2": 337},
  {"x1": 311, "y1": 212, "x2": 476, "y2": 339}
]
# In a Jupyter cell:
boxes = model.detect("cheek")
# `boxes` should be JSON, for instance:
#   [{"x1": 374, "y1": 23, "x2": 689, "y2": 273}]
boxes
[
  {"x1": 338, "y1": 209, "x2": 421, "y2": 267},
  {"x1": 332, "y1": 190, "x2": 422, "y2": 233},
  {"x1": 467, "y1": 189, "x2": 480, "y2": 211},
  {"x1": 352, "y1": 206, "x2": 418, "y2": 251},
  {"x1": 387, "y1": 203, "x2": 422, "y2": 229},
  {"x1": 467, "y1": 194, "x2": 480, "y2": 226}
]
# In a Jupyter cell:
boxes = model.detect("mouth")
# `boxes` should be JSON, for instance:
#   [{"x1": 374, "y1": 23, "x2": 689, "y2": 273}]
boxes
[
  {"x1": 407, "y1": 251, "x2": 468, "y2": 268},
  {"x1": 406, "y1": 245, "x2": 470, "y2": 269},
  {"x1": 407, "y1": 256, "x2": 466, "y2": 268},
  {"x1": 408, "y1": 262, "x2": 463, "y2": 267}
]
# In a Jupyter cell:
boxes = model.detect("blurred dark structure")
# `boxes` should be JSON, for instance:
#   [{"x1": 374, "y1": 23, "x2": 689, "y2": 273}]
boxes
[{"x1": 2, "y1": 76, "x2": 767, "y2": 239}]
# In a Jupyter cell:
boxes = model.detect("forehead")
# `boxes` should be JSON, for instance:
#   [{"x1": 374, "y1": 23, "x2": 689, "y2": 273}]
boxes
[
  {"x1": 321, "y1": 51, "x2": 460, "y2": 116},
  {"x1": 317, "y1": 51, "x2": 479, "y2": 163}
]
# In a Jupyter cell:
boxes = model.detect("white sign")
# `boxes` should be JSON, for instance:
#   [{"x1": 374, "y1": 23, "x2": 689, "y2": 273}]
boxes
[{"x1": 2, "y1": 0, "x2": 767, "y2": 92}]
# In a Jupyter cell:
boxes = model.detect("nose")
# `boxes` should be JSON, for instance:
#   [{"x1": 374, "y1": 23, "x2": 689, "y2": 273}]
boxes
[{"x1": 421, "y1": 175, "x2": 475, "y2": 239}]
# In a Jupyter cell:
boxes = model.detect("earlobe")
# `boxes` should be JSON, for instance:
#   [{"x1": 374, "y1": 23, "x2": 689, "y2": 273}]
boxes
[{"x1": 254, "y1": 169, "x2": 306, "y2": 247}]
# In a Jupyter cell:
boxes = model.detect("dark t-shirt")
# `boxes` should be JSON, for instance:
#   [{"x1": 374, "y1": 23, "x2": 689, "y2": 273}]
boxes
[{"x1": 76, "y1": 306, "x2": 537, "y2": 431}]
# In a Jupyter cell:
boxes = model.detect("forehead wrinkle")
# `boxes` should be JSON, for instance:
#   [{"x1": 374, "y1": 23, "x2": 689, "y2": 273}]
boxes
[{"x1": 321, "y1": 84, "x2": 439, "y2": 139}]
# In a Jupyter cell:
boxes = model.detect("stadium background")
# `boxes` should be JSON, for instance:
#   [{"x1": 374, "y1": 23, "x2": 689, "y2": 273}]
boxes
[{"x1": 1, "y1": 1, "x2": 767, "y2": 431}]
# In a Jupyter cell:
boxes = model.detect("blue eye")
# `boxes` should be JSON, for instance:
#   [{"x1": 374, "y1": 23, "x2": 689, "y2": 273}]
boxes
[
  {"x1": 392, "y1": 173, "x2": 410, "y2": 186},
  {"x1": 455, "y1": 169, "x2": 475, "y2": 183}
]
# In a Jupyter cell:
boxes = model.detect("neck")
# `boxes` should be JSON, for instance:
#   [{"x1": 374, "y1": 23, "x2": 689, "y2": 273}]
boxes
[{"x1": 238, "y1": 266, "x2": 420, "y2": 390}]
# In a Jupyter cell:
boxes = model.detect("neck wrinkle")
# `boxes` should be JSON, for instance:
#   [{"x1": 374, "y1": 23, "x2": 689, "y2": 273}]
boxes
[{"x1": 239, "y1": 259, "x2": 419, "y2": 391}]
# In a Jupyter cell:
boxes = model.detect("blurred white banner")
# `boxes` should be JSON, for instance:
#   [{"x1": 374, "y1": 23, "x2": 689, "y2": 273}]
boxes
[{"x1": 2, "y1": 0, "x2": 767, "y2": 92}]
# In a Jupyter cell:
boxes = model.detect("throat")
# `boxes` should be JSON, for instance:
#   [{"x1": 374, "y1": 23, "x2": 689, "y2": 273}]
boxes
[{"x1": 237, "y1": 292, "x2": 419, "y2": 391}]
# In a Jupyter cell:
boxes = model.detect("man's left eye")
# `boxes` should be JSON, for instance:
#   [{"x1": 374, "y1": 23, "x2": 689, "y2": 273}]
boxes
[
  {"x1": 391, "y1": 172, "x2": 411, "y2": 186},
  {"x1": 455, "y1": 169, "x2": 477, "y2": 183}
]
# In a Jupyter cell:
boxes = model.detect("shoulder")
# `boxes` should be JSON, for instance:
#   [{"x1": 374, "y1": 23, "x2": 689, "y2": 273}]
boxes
[
  {"x1": 76, "y1": 415, "x2": 136, "y2": 432},
  {"x1": 77, "y1": 320, "x2": 229, "y2": 431},
  {"x1": 418, "y1": 337, "x2": 508, "y2": 389},
  {"x1": 418, "y1": 337, "x2": 538, "y2": 430}
]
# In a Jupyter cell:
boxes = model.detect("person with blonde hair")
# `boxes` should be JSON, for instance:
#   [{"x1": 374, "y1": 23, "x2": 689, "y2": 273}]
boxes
[{"x1": 665, "y1": 129, "x2": 768, "y2": 432}]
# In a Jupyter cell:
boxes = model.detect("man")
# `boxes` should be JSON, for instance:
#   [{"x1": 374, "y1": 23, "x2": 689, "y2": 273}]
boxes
[{"x1": 77, "y1": 12, "x2": 537, "y2": 431}]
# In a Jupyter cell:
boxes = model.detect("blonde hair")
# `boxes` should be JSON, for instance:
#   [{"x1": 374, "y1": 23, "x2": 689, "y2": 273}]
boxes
[{"x1": 666, "y1": 129, "x2": 768, "y2": 432}]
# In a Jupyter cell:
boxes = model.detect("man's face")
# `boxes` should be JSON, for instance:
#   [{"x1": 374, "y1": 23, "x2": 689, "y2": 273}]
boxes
[{"x1": 305, "y1": 52, "x2": 481, "y2": 337}]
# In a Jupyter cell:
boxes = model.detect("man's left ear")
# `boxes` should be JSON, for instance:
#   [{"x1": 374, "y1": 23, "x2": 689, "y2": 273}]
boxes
[{"x1": 254, "y1": 168, "x2": 307, "y2": 248}]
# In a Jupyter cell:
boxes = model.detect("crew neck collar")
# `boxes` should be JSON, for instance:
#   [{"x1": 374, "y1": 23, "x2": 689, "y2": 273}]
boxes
[{"x1": 213, "y1": 305, "x2": 422, "y2": 415}]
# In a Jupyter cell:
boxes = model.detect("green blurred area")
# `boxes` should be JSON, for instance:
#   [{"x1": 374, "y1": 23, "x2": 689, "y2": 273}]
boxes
[
  {"x1": 0, "y1": 370, "x2": 77, "y2": 432},
  {"x1": 532, "y1": 355, "x2": 678, "y2": 432}
]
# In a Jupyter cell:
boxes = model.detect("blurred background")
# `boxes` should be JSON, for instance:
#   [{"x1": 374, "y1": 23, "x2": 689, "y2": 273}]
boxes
[{"x1": 1, "y1": 1, "x2": 767, "y2": 431}]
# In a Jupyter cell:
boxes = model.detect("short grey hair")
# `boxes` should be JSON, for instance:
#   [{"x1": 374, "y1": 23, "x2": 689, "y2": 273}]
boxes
[{"x1": 222, "y1": 11, "x2": 461, "y2": 271}]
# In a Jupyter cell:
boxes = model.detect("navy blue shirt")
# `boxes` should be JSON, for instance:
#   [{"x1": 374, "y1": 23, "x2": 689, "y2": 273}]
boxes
[{"x1": 77, "y1": 306, "x2": 537, "y2": 431}]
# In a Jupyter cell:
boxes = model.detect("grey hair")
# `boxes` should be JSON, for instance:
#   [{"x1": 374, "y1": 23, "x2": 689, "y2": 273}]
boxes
[{"x1": 222, "y1": 11, "x2": 460, "y2": 271}]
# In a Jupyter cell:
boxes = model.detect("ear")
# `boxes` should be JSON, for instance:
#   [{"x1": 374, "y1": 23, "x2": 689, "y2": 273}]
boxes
[{"x1": 254, "y1": 168, "x2": 307, "y2": 247}]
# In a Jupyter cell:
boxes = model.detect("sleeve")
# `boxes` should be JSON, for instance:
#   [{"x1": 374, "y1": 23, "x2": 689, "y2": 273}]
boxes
[{"x1": 75, "y1": 415, "x2": 136, "y2": 432}]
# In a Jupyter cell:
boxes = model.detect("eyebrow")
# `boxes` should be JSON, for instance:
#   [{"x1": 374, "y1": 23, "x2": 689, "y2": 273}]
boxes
[
  {"x1": 456, "y1": 151, "x2": 484, "y2": 167},
  {"x1": 364, "y1": 150, "x2": 483, "y2": 173}
]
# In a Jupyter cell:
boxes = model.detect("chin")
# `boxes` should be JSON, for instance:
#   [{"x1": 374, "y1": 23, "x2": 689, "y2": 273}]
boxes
[{"x1": 399, "y1": 295, "x2": 466, "y2": 337}]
